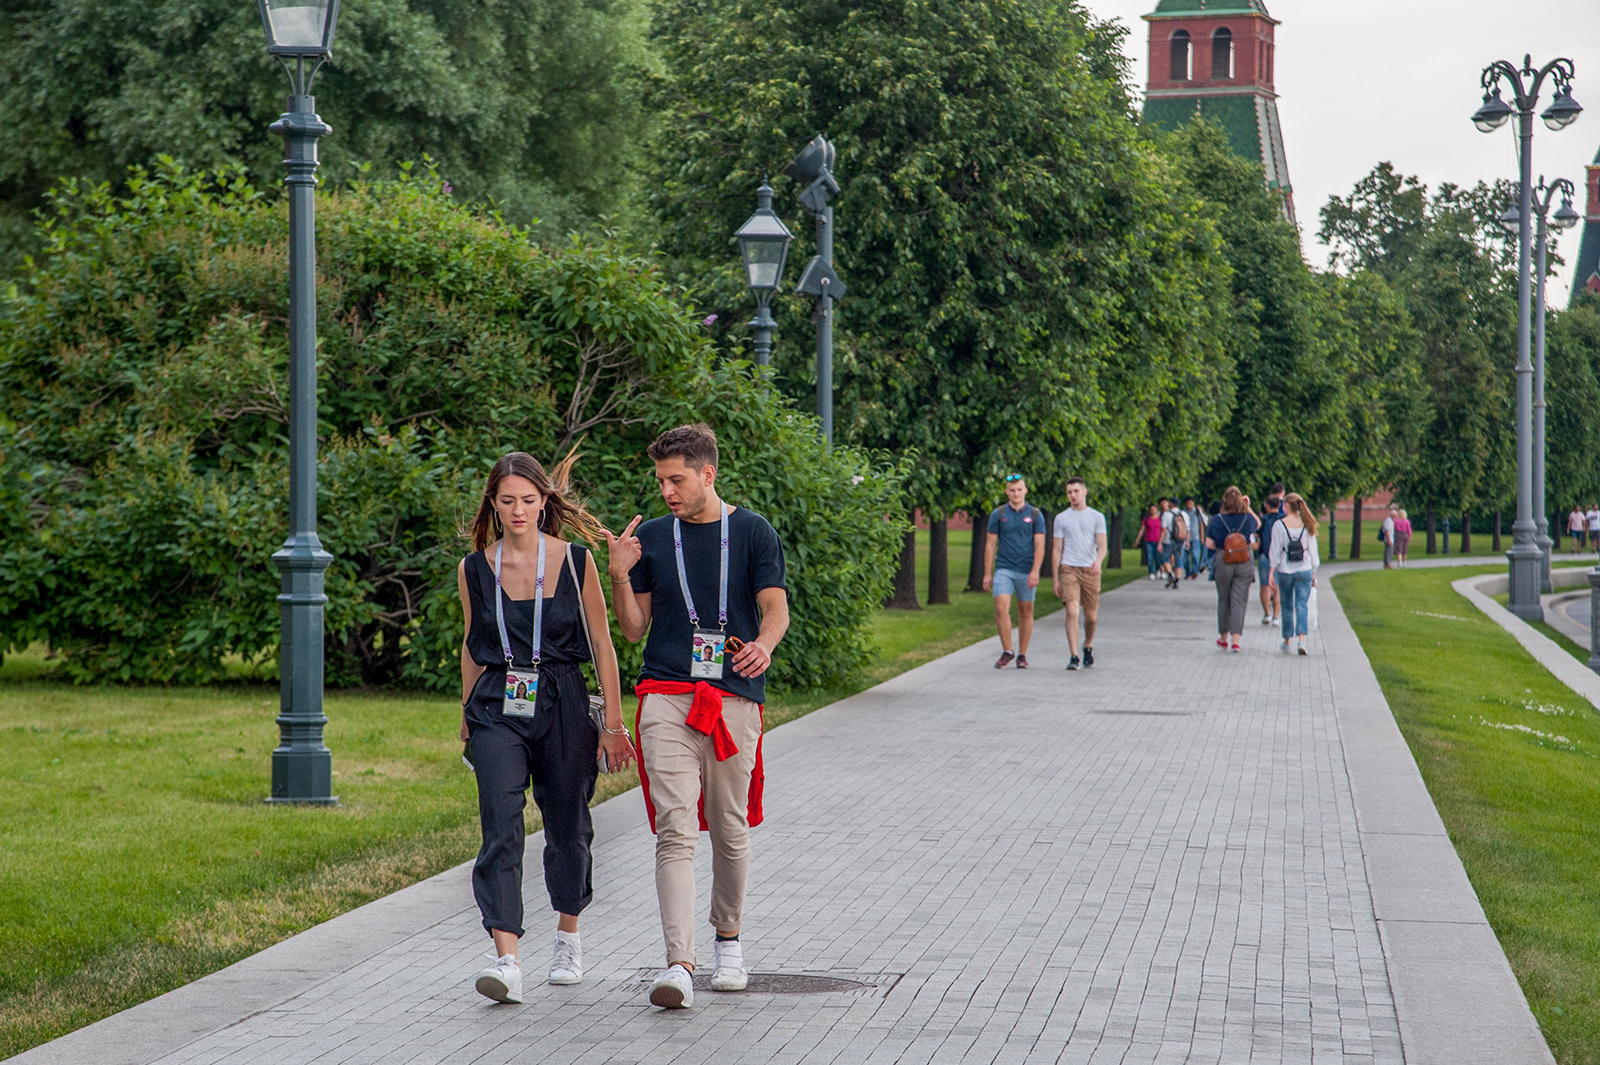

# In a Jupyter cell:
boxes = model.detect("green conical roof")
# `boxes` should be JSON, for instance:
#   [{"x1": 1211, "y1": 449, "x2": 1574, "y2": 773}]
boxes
[{"x1": 1148, "y1": 0, "x2": 1272, "y2": 15}]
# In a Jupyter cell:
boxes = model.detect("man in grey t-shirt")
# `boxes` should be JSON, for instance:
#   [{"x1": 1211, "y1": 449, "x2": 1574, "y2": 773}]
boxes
[
  {"x1": 1051, "y1": 476, "x2": 1108, "y2": 670},
  {"x1": 984, "y1": 474, "x2": 1046, "y2": 669}
]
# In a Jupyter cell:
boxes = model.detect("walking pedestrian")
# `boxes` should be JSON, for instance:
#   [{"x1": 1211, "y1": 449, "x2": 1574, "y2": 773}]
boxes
[
  {"x1": 1160, "y1": 499, "x2": 1187, "y2": 588},
  {"x1": 1394, "y1": 509, "x2": 1412, "y2": 566},
  {"x1": 1205, "y1": 486, "x2": 1258, "y2": 652},
  {"x1": 1588, "y1": 503, "x2": 1600, "y2": 554},
  {"x1": 1257, "y1": 492, "x2": 1284, "y2": 626},
  {"x1": 1183, "y1": 497, "x2": 1206, "y2": 580},
  {"x1": 1206, "y1": 499, "x2": 1223, "y2": 581},
  {"x1": 1141, "y1": 504, "x2": 1162, "y2": 579},
  {"x1": 1380, "y1": 505, "x2": 1396, "y2": 569},
  {"x1": 458, "y1": 452, "x2": 634, "y2": 1005},
  {"x1": 983, "y1": 474, "x2": 1046, "y2": 668},
  {"x1": 605, "y1": 424, "x2": 790, "y2": 1009},
  {"x1": 1051, "y1": 476, "x2": 1108, "y2": 671},
  {"x1": 1569, "y1": 506, "x2": 1586, "y2": 552},
  {"x1": 1269, "y1": 492, "x2": 1321, "y2": 656}
]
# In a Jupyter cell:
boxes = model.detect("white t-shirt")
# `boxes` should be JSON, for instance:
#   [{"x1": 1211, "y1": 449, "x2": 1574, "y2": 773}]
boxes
[
  {"x1": 1054, "y1": 506, "x2": 1107, "y2": 568},
  {"x1": 1571, "y1": 511, "x2": 1586, "y2": 533},
  {"x1": 1588, "y1": 508, "x2": 1600, "y2": 533}
]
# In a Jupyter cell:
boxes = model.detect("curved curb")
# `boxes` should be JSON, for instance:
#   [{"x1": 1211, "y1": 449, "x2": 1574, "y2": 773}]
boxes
[{"x1": 1453, "y1": 571, "x2": 1600, "y2": 712}]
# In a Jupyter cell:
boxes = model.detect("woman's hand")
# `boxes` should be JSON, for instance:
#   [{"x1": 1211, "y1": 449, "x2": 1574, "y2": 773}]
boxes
[{"x1": 599, "y1": 727, "x2": 635, "y2": 772}]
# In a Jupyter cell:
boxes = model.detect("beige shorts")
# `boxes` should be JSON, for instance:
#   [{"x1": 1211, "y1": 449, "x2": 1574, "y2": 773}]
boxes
[{"x1": 1057, "y1": 565, "x2": 1101, "y2": 613}]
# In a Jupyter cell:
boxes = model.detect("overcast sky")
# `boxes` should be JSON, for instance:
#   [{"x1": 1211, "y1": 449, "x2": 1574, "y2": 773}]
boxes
[{"x1": 1080, "y1": 0, "x2": 1600, "y2": 303}]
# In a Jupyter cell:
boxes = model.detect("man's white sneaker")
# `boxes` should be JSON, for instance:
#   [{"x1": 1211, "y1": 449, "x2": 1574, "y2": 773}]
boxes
[
  {"x1": 649, "y1": 963, "x2": 695, "y2": 1008},
  {"x1": 549, "y1": 932, "x2": 582, "y2": 985},
  {"x1": 710, "y1": 939, "x2": 749, "y2": 991},
  {"x1": 475, "y1": 954, "x2": 523, "y2": 1004}
]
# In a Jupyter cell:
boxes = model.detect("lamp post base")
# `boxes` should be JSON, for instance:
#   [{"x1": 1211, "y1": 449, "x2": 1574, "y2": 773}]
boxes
[
  {"x1": 1588, "y1": 568, "x2": 1600, "y2": 676},
  {"x1": 1506, "y1": 543, "x2": 1545, "y2": 621}
]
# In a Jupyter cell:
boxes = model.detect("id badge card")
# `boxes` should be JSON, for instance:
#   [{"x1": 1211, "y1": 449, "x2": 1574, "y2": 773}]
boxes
[
  {"x1": 503, "y1": 666, "x2": 538, "y2": 717},
  {"x1": 690, "y1": 630, "x2": 725, "y2": 679}
]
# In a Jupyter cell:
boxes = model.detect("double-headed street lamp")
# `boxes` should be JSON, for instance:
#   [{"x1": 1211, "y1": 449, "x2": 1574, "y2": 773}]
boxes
[
  {"x1": 258, "y1": 0, "x2": 340, "y2": 804},
  {"x1": 786, "y1": 135, "x2": 845, "y2": 445},
  {"x1": 734, "y1": 180, "x2": 795, "y2": 367},
  {"x1": 1498, "y1": 178, "x2": 1580, "y2": 595},
  {"x1": 1472, "y1": 54, "x2": 1581, "y2": 622}
]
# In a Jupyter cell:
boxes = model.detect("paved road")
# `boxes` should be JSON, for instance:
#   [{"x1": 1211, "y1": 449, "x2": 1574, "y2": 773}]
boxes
[{"x1": 20, "y1": 563, "x2": 1551, "y2": 1065}]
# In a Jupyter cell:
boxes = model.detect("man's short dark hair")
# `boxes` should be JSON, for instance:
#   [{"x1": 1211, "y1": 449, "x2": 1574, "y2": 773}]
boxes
[
  {"x1": 1270, "y1": 482, "x2": 1286, "y2": 497},
  {"x1": 1266, "y1": 494, "x2": 1281, "y2": 509},
  {"x1": 1065, "y1": 476, "x2": 1086, "y2": 488},
  {"x1": 648, "y1": 423, "x2": 719, "y2": 470},
  {"x1": 1183, "y1": 497, "x2": 1195, "y2": 505}
]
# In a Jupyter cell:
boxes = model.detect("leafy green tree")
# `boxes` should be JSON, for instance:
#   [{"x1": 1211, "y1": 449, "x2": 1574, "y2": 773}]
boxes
[
  {"x1": 0, "y1": 164, "x2": 908, "y2": 688},
  {"x1": 1545, "y1": 294, "x2": 1600, "y2": 516},
  {"x1": 1160, "y1": 119, "x2": 1354, "y2": 507},
  {"x1": 644, "y1": 0, "x2": 1235, "y2": 595},
  {"x1": 0, "y1": 0, "x2": 651, "y2": 270}
]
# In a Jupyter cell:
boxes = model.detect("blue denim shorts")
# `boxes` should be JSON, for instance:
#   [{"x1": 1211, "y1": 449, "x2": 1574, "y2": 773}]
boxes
[
  {"x1": 992, "y1": 567, "x2": 1037, "y2": 602},
  {"x1": 1257, "y1": 557, "x2": 1271, "y2": 585}
]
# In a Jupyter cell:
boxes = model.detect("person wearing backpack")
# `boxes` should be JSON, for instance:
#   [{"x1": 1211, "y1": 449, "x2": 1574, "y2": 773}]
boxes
[
  {"x1": 1162, "y1": 499, "x2": 1188, "y2": 588},
  {"x1": 1204, "y1": 486, "x2": 1259, "y2": 652},
  {"x1": 1269, "y1": 493, "x2": 1322, "y2": 656}
]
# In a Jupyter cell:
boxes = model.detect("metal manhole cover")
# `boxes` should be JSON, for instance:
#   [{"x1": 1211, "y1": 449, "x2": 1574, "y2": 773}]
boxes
[{"x1": 628, "y1": 970, "x2": 900, "y2": 998}]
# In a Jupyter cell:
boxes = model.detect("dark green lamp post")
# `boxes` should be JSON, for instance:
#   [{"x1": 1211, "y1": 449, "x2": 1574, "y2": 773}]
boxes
[
  {"x1": 258, "y1": 0, "x2": 340, "y2": 804},
  {"x1": 785, "y1": 135, "x2": 845, "y2": 444},
  {"x1": 734, "y1": 180, "x2": 794, "y2": 367}
]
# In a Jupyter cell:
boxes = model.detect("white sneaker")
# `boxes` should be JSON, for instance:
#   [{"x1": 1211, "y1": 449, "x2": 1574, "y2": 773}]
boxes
[
  {"x1": 649, "y1": 963, "x2": 695, "y2": 1008},
  {"x1": 549, "y1": 932, "x2": 582, "y2": 985},
  {"x1": 710, "y1": 940, "x2": 749, "y2": 991},
  {"x1": 475, "y1": 954, "x2": 523, "y2": 1004}
]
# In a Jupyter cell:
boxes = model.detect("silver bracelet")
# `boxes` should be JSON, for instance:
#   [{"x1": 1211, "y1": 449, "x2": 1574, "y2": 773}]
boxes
[{"x1": 603, "y1": 724, "x2": 630, "y2": 736}]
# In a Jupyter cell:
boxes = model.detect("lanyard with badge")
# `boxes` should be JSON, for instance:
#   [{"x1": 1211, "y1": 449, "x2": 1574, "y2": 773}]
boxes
[
  {"x1": 674, "y1": 502, "x2": 743, "y2": 678},
  {"x1": 494, "y1": 536, "x2": 544, "y2": 717}
]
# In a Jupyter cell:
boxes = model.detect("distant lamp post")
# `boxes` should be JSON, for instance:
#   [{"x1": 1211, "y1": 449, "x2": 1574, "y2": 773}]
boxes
[
  {"x1": 258, "y1": 0, "x2": 340, "y2": 804},
  {"x1": 1503, "y1": 176, "x2": 1581, "y2": 594},
  {"x1": 734, "y1": 179, "x2": 794, "y2": 367},
  {"x1": 1472, "y1": 53, "x2": 1581, "y2": 621},
  {"x1": 784, "y1": 135, "x2": 845, "y2": 444}
]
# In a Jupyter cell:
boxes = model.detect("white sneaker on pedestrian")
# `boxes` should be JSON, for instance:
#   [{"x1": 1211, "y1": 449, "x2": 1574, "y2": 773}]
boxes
[
  {"x1": 475, "y1": 954, "x2": 523, "y2": 1004},
  {"x1": 649, "y1": 963, "x2": 695, "y2": 1008},
  {"x1": 549, "y1": 931, "x2": 582, "y2": 985},
  {"x1": 710, "y1": 939, "x2": 749, "y2": 991}
]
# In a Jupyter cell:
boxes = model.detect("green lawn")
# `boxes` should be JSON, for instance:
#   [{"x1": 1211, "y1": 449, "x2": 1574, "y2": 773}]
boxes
[
  {"x1": 0, "y1": 528, "x2": 1140, "y2": 1056},
  {"x1": 1337, "y1": 564, "x2": 1600, "y2": 1064}
]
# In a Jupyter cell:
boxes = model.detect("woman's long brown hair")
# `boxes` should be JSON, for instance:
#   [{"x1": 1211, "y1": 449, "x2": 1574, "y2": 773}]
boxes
[
  {"x1": 1283, "y1": 492, "x2": 1320, "y2": 538},
  {"x1": 468, "y1": 450, "x2": 606, "y2": 553},
  {"x1": 1221, "y1": 486, "x2": 1245, "y2": 514}
]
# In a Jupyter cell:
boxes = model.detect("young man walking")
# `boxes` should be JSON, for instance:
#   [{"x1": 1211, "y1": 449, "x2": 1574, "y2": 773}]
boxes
[
  {"x1": 1052, "y1": 477, "x2": 1108, "y2": 671},
  {"x1": 1257, "y1": 490, "x2": 1284, "y2": 625},
  {"x1": 983, "y1": 474, "x2": 1046, "y2": 669},
  {"x1": 1183, "y1": 497, "x2": 1206, "y2": 579},
  {"x1": 605, "y1": 424, "x2": 790, "y2": 1010}
]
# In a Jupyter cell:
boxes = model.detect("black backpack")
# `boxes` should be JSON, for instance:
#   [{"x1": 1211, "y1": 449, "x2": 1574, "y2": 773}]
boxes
[{"x1": 1286, "y1": 526, "x2": 1306, "y2": 563}]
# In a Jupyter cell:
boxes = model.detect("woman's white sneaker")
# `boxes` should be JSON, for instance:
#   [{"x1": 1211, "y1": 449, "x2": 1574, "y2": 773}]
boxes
[
  {"x1": 549, "y1": 932, "x2": 582, "y2": 985},
  {"x1": 710, "y1": 940, "x2": 749, "y2": 991},
  {"x1": 475, "y1": 954, "x2": 523, "y2": 1004},
  {"x1": 649, "y1": 963, "x2": 695, "y2": 1008}
]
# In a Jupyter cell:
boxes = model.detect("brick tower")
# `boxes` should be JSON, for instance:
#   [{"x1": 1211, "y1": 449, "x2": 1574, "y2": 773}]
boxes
[
  {"x1": 1141, "y1": 0, "x2": 1294, "y2": 225},
  {"x1": 1570, "y1": 146, "x2": 1600, "y2": 306}
]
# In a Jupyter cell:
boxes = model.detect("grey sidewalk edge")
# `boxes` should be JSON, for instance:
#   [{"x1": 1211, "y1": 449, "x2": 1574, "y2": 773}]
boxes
[
  {"x1": 1454, "y1": 571, "x2": 1600, "y2": 712},
  {"x1": 1321, "y1": 571, "x2": 1556, "y2": 1065}
]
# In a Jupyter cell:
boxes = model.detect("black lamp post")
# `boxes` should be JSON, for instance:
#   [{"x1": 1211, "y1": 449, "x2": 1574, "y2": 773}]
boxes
[
  {"x1": 258, "y1": 0, "x2": 340, "y2": 804},
  {"x1": 784, "y1": 135, "x2": 845, "y2": 444},
  {"x1": 734, "y1": 179, "x2": 794, "y2": 367},
  {"x1": 1472, "y1": 54, "x2": 1581, "y2": 622},
  {"x1": 1500, "y1": 177, "x2": 1581, "y2": 594}
]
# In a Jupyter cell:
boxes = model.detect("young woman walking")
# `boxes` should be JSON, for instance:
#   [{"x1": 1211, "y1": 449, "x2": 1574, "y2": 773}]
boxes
[
  {"x1": 1269, "y1": 492, "x2": 1321, "y2": 655},
  {"x1": 1204, "y1": 486, "x2": 1258, "y2": 652},
  {"x1": 1141, "y1": 504, "x2": 1162, "y2": 579},
  {"x1": 457, "y1": 452, "x2": 635, "y2": 1004}
]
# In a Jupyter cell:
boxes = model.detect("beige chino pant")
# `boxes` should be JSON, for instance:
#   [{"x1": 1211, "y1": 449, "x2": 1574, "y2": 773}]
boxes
[{"x1": 638, "y1": 691, "x2": 762, "y2": 969}]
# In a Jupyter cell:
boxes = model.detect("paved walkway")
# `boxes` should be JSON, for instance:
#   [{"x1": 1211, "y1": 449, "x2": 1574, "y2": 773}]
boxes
[{"x1": 18, "y1": 565, "x2": 1553, "y2": 1065}]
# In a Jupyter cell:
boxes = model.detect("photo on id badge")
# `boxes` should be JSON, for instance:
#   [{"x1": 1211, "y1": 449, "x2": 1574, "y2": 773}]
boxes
[
  {"x1": 503, "y1": 667, "x2": 538, "y2": 717},
  {"x1": 691, "y1": 630, "x2": 725, "y2": 678}
]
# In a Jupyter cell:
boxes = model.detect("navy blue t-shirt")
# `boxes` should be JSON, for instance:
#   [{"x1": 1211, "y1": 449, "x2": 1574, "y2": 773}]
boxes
[
  {"x1": 987, "y1": 504, "x2": 1045, "y2": 573},
  {"x1": 1206, "y1": 512, "x2": 1259, "y2": 553},
  {"x1": 1258, "y1": 509, "x2": 1283, "y2": 561},
  {"x1": 628, "y1": 505, "x2": 786, "y2": 704}
]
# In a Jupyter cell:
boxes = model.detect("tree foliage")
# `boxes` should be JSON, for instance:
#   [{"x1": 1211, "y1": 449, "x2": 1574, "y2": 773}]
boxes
[
  {"x1": 0, "y1": 165, "x2": 908, "y2": 688},
  {"x1": 644, "y1": 0, "x2": 1234, "y2": 518},
  {"x1": 0, "y1": 0, "x2": 652, "y2": 271}
]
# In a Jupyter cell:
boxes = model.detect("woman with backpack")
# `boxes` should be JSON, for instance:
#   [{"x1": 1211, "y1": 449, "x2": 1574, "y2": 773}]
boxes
[
  {"x1": 1204, "y1": 486, "x2": 1259, "y2": 652},
  {"x1": 1268, "y1": 492, "x2": 1321, "y2": 655}
]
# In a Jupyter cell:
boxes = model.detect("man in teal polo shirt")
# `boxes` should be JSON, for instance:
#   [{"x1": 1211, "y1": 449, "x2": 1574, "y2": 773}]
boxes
[{"x1": 982, "y1": 474, "x2": 1046, "y2": 669}]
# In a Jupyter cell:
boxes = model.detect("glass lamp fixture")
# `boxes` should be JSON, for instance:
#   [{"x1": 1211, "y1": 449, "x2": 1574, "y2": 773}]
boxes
[
  {"x1": 735, "y1": 182, "x2": 794, "y2": 293},
  {"x1": 1541, "y1": 87, "x2": 1583, "y2": 131},
  {"x1": 1553, "y1": 197, "x2": 1582, "y2": 230},
  {"x1": 1473, "y1": 88, "x2": 1515, "y2": 133},
  {"x1": 257, "y1": 0, "x2": 340, "y2": 56},
  {"x1": 1497, "y1": 203, "x2": 1522, "y2": 236}
]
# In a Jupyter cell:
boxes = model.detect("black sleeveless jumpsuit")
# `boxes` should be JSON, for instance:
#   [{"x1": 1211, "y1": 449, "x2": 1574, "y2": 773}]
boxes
[{"x1": 462, "y1": 543, "x2": 599, "y2": 935}]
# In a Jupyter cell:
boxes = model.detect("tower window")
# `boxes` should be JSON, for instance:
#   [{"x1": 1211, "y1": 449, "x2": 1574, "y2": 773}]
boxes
[
  {"x1": 1169, "y1": 30, "x2": 1191, "y2": 82},
  {"x1": 1211, "y1": 28, "x2": 1233, "y2": 80}
]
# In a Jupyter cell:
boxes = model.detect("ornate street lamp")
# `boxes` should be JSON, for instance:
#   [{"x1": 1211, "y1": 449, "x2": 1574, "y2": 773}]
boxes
[
  {"x1": 734, "y1": 179, "x2": 794, "y2": 367},
  {"x1": 258, "y1": 0, "x2": 340, "y2": 804},
  {"x1": 1473, "y1": 54, "x2": 1581, "y2": 621},
  {"x1": 784, "y1": 135, "x2": 845, "y2": 444}
]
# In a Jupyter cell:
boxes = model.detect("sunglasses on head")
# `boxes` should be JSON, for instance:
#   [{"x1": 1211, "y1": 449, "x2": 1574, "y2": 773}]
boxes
[{"x1": 1005, "y1": 473, "x2": 1024, "y2": 482}]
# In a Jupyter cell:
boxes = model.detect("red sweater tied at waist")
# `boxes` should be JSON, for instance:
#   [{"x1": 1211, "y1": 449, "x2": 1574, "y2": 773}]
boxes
[{"x1": 633, "y1": 679, "x2": 765, "y2": 833}]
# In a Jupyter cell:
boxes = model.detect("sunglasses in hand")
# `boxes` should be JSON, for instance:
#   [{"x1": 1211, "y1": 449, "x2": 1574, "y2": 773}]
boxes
[{"x1": 724, "y1": 635, "x2": 745, "y2": 655}]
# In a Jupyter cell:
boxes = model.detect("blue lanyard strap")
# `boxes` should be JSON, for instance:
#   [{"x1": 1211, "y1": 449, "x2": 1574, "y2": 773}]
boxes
[
  {"x1": 493, "y1": 536, "x2": 545, "y2": 667},
  {"x1": 673, "y1": 502, "x2": 729, "y2": 630}
]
